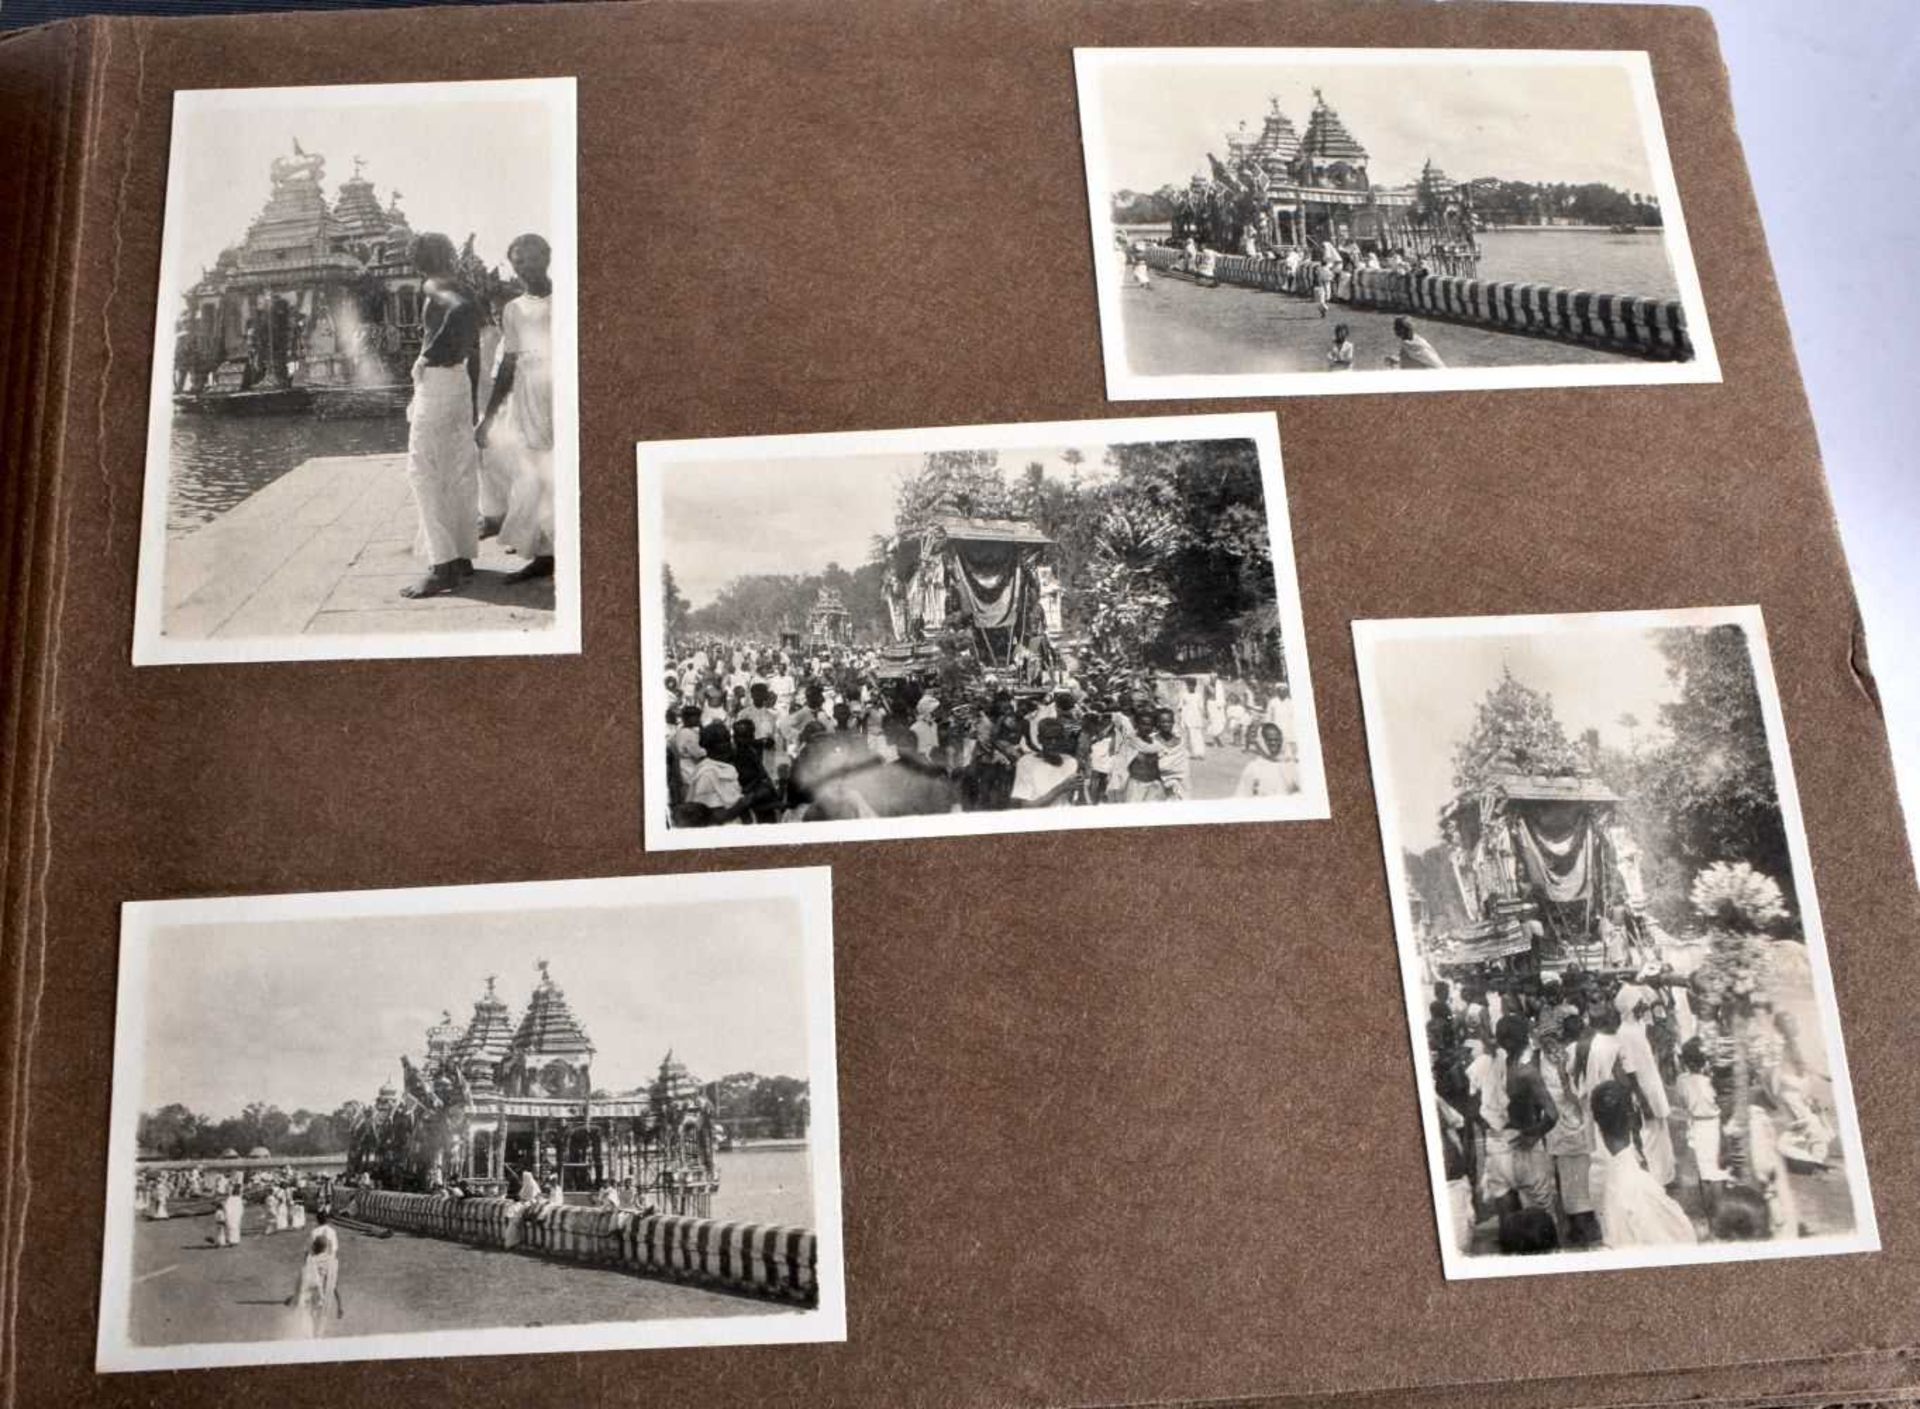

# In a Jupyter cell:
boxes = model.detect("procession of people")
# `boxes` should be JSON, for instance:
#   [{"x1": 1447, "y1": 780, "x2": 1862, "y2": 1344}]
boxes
[
  {"x1": 1429, "y1": 960, "x2": 1840, "y2": 1257},
  {"x1": 1119, "y1": 231, "x2": 1453, "y2": 370},
  {"x1": 401, "y1": 228, "x2": 558, "y2": 600},
  {"x1": 662, "y1": 636, "x2": 1301, "y2": 828}
]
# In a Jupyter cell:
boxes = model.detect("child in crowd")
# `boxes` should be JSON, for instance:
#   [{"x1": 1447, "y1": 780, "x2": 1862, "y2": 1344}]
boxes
[{"x1": 1326, "y1": 323, "x2": 1355, "y2": 371}]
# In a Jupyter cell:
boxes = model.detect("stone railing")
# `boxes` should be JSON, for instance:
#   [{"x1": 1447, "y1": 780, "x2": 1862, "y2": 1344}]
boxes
[
  {"x1": 344, "y1": 1189, "x2": 818, "y2": 1305},
  {"x1": 1135, "y1": 245, "x2": 1692, "y2": 361}
]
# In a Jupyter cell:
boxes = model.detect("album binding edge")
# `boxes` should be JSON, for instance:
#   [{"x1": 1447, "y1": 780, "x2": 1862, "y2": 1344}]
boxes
[{"x1": 0, "y1": 14, "x2": 109, "y2": 1409}]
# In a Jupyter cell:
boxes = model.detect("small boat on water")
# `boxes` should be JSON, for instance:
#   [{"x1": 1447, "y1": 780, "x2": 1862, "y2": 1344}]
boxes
[{"x1": 173, "y1": 383, "x2": 412, "y2": 418}]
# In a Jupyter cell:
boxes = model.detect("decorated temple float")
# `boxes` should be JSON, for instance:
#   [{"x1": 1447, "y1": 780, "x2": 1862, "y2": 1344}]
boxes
[
  {"x1": 1136, "y1": 88, "x2": 1692, "y2": 360},
  {"x1": 1166, "y1": 91, "x2": 1480, "y2": 274},
  {"x1": 171, "y1": 143, "x2": 500, "y2": 417},
  {"x1": 1423, "y1": 771, "x2": 1664, "y2": 983},
  {"x1": 876, "y1": 514, "x2": 1064, "y2": 679},
  {"x1": 347, "y1": 963, "x2": 721, "y2": 1215}
]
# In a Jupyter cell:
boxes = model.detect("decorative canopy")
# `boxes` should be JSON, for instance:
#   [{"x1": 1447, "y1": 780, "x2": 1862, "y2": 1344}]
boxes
[
  {"x1": 330, "y1": 163, "x2": 393, "y2": 246},
  {"x1": 510, "y1": 959, "x2": 596, "y2": 1065},
  {"x1": 1252, "y1": 98, "x2": 1302, "y2": 175},
  {"x1": 234, "y1": 142, "x2": 343, "y2": 272},
  {"x1": 1300, "y1": 89, "x2": 1368, "y2": 164},
  {"x1": 454, "y1": 975, "x2": 517, "y2": 1092},
  {"x1": 929, "y1": 515, "x2": 1053, "y2": 547},
  {"x1": 650, "y1": 1049, "x2": 706, "y2": 1108},
  {"x1": 1419, "y1": 157, "x2": 1457, "y2": 200},
  {"x1": 423, "y1": 1009, "x2": 462, "y2": 1068}
]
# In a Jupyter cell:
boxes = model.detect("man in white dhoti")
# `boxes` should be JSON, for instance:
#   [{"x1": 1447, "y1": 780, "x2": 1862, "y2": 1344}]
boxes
[
  {"x1": 1590, "y1": 1080, "x2": 1697, "y2": 1249},
  {"x1": 476, "y1": 232, "x2": 557, "y2": 585},
  {"x1": 400, "y1": 232, "x2": 484, "y2": 599}
]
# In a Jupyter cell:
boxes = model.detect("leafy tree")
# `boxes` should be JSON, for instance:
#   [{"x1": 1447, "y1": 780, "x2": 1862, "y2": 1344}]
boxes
[
  {"x1": 136, "y1": 1103, "x2": 203, "y2": 1159},
  {"x1": 1099, "y1": 437, "x2": 1276, "y2": 673},
  {"x1": 711, "y1": 1072, "x2": 812, "y2": 1140},
  {"x1": 1637, "y1": 624, "x2": 1793, "y2": 904},
  {"x1": 662, "y1": 562, "x2": 691, "y2": 640},
  {"x1": 1451, "y1": 669, "x2": 1582, "y2": 791}
]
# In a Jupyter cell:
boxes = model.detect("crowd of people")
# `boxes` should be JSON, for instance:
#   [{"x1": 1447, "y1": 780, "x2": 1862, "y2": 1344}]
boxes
[
  {"x1": 400, "y1": 228, "x2": 558, "y2": 600},
  {"x1": 134, "y1": 1164, "x2": 345, "y2": 1335},
  {"x1": 662, "y1": 638, "x2": 1301, "y2": 827},
  {"x1": 1119, "y1": 232, "x2": 1451, "y2": 370},
  {"x1": 1428, "y1": 960, "x2": 1838, "y2": 1257}
]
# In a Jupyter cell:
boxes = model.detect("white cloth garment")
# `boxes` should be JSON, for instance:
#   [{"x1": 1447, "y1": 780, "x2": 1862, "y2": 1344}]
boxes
[
  {"x1": 497, "y1": 294, "x2": 555, "y2": 559},
  {"x1": 1593, "y1": 1144, "x2": 1697, "y2": 1249},
  {"x1": 406, "y1": 363, "x2": 482, "y2": 566},
  {"x1": 476, "y1": 322, "x2": 512, "y2": 520}
]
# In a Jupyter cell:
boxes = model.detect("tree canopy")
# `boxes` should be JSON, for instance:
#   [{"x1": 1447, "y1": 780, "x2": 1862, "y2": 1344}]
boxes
[
  {"x1": 1419, "y1": 626, "x2": 1797, "y2": 933},
  {"x1": 137, "y1": 1100, "x2": 368, "y2": 1160},
  {"x1": 673, "y1": 439, "x2": 1284, "y2": 682}
]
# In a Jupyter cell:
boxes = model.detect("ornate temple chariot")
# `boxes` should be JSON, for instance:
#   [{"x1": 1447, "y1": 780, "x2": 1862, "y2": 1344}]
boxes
[
  {"x1": 346, "y1": 962, "x2": 721, "y2": 1214},
  {"x1": 1428, "y1": 772, "x2": 1661, "y2": 980},
  {"x1": 880, "y1": 516, "x2": 1063, "y2": 672},
  {"x1": 172, "y1": 142, "x2": 497, "y2": 414},
  {"x1": 1167, "y1": 90, "x2": 1480, "y2": 274}
]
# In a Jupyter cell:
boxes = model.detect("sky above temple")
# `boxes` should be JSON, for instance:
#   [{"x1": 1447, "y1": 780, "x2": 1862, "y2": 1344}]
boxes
[
  {"x1": 1094, "y1": 60, "x2": 1660, "y2": 195},
  {"x1": 1364, "y1": 624, "x2": 1686, "y2": 852},
  {"x1": 137, "y1": 896, "x2": 812, "y2": 1117},
  {"x1": 166, "y1": 87, "x2": 564, "y2": 288},
  {"x1": 659, "y1": 445, "x2": 1111, "y2": 608}
]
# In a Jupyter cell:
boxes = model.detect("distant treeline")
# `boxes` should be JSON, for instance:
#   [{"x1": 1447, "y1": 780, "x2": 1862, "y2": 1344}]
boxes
[
  {"x1": 138, "y1": 1101, "x2": 361, "y2": 1160},
  {"x1": 139, "y1": 1070, "x2": 813, "y2": 1160},
  {"x1": 669, "y1": 560, "x2": 892, "y2": 645},
  {"x1": 1111, "y1": 178, "x2": 1663, "y2": 229}
]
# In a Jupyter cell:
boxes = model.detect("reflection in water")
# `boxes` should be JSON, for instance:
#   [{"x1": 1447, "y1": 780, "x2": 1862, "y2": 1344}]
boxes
[
  {"x1": 1474, "y1": 229, "x2": 1680, "y2": 303},
  {"x1": 167, "y1": 414, "x2": 410, "y2": 536}
]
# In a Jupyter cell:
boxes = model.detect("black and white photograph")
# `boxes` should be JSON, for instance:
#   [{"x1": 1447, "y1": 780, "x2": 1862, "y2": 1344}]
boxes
[
  {"x1": 97, "y1": 870, "x2": 843, "y2": 1371},
  {"x1": 133, "y1": 78, "x2": 580, "y2": 664},
  {"x1": 638, "y1": 413, "x2": 1328, "y2": 851},
  {"x1": 1076, "y1": 48, "x2": 1718, "y2": 400},
  {"x1": 1354, "y1": 607, "x2": 1875, "y2": 1279}
]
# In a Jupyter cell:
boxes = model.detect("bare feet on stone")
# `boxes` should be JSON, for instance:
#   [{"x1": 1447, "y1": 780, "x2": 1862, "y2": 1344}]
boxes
[
  {"x1": 400, "y1": 561, "x2": 465, "y2": 598},
  {"x1": 505, "y1": 555, "x2": 554, "y2": 585}
]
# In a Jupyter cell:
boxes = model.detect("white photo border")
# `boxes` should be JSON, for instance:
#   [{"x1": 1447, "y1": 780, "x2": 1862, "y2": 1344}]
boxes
[
  {"x1": 1352, "y1": 605, "x2": 1878, "y2": 1280},
  {"x1": 97, "y1": 867, "x2": 846, "y2": 1372},
  {"x1": 131, "y1": 77, "x2": 584, "y2": 666},
  {"x1": 1074, "y1": 48, "x2": 1722, "y2": 401},
  {"x1": 638, "y1": 411, "x2": 1330, "y2": 852}
]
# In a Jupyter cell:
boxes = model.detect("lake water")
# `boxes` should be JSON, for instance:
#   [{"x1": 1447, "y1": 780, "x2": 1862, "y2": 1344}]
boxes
[
  {"x1": 168, "y1": 413, "x2": 409, "y2": 536},
  {"x1": 712, "y1": 1144, "x2": 815, "y2": 1227},
  {"x1": 1472, "y1": 228, "x2": 1681, "y2": 302}
]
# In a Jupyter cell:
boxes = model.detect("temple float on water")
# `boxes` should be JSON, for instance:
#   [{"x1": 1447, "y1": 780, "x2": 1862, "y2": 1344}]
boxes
[
  {"x1": 1137, "y1": 90, "x2": 1693, "y2": 362},
  {"x1": 346, "y1": 962, "x2": 721, "y2": 1215},
  {"x1": 172, "y1": 142, "x2": 500, "y2": 416}
]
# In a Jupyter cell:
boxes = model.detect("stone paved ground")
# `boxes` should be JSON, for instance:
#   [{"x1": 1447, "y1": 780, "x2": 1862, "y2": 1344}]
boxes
[{"x1": 163, "y1": 453, "x2": 555, "y2": 644}]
